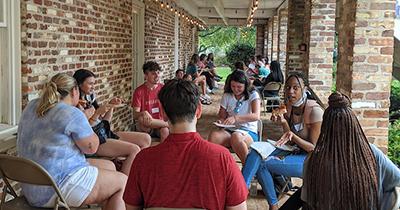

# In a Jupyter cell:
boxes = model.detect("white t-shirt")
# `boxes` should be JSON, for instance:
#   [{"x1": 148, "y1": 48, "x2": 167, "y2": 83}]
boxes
[{"x1": 220, "y1": 91, "x2": 260, "y2": 133}]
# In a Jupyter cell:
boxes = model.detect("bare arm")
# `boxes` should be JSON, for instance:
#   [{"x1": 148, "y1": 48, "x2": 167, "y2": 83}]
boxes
[
  {"x1": 226, "y1": 201, "x2": 247, "y2": 210},
  {"x1": 291, "y1": 121, "x2": 322, "y2": 152},
  {"x1": 234, "y1": 99, "x2": 261, "y2": 123},
  {"x1": 74, "y1": 133, "x2": 99, "y2": 154},
  {"x1": 218, "y1": 106, "x2": 228, "y2": 122}
]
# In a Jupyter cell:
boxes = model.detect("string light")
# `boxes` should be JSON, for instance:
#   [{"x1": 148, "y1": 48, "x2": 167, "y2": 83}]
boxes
[
  {"x1": 247, "y1": 0, "x2": 259, "y2": 27},
  {"x1": 152, "y1": 0, "x2": 207, "y2": 29}
]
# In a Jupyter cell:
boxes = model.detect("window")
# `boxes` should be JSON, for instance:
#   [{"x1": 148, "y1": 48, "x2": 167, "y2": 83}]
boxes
[{"x1": 0, "y1": 0, "x2": 21, "y2": 138}]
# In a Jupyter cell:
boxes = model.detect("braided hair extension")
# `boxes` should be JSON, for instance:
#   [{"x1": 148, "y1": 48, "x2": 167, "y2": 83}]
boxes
[{"x1": 304, "y1": 92, "x2": 378, "y2": 210}]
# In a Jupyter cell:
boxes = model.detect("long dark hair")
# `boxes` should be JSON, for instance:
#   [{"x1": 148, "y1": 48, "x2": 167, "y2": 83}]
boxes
[
  {"x1": 304, "y1": 92, "x2": 378, "y2": 210},
  {"x1": 269, "y1": 61, "x2": 284, "y2": 83},
  {"x1": 224, "y1": 70, "x2": 255, "y2": 100},
  {"x1": 73, "y1": 69, "x2": 95, "y2": 98},
  {"x1": 189, "y1": 54, "x2": 199, "y2": 66}
]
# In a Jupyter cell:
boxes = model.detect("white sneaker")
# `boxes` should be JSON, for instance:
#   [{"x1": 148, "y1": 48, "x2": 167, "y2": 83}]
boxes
[{"x1": 206, "y1": 88, "x2": 212, "y2": 94}]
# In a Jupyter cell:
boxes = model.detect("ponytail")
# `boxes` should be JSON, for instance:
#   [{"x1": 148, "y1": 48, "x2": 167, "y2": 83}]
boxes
[{"x1": 36, "y1": 73, "x2": 77, "y2": 117}]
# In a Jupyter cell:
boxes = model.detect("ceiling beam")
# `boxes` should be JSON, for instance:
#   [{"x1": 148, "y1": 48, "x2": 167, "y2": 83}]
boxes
[
  {"x1": 211, "y1": 0, "x2": 228, "y2": 26},
  {"x1": 198, "y1": 8, "x2": 276, "y2": 19},
  {"x1": 175, "y1": 0, "x2": 199, "y2": 17},
  {"x1": 203, "y1": 18, "x2": 268, "y2": 26}
]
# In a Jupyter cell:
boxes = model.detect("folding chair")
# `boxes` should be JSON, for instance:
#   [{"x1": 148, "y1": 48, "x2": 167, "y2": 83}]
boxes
[
  {"x1": 0, "y1": 154, "x2": 93, "y2": 210},
  {"x1": 262, "y1": 82, "x2": 282, "y2": 116}
]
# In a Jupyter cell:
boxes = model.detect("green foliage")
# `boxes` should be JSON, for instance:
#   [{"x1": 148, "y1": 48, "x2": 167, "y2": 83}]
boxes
[
  {"x1": 390, "y1": 79, "x2": 400, "y2": 113},
  {"x1": 215, "y1": 67, "x2": 232, "y2": 83},
  {"x1": 198, "y1": 26, "x2": 256, "y2": 55},
  {"x1": 214, "y1": 56, "x2": 228, "y2": 67},
  {"x1": 225, "y1": 43, "x2": 255, "y2": 67},
  {"x1": 389, "y1": 119, "x2": 400, "y2": 166}
]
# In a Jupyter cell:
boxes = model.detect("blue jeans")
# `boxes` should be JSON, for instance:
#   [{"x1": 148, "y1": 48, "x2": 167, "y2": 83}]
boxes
[{"x1": 242, "y1": 149, "x2": 306, "y2": 205}]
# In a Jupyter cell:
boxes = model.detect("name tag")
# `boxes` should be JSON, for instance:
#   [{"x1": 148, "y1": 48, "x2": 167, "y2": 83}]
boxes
[{"x1": 151, "y1": 107, "x2": 160, "y2": 114}]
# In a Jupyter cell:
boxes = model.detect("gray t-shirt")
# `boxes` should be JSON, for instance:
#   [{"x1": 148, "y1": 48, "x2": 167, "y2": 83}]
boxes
[{"x1": 17, "y1": 99, "x2": 94, "y2": 207}]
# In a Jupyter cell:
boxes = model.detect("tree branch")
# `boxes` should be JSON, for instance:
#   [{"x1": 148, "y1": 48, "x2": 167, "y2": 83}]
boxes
[{"x1": 199, "y1": 27, "x2": 223, "y2": 38}]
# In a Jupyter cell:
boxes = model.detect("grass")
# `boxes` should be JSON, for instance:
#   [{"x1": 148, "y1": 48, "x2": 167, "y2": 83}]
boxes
[{"x1": 216, "y1": 66, "x2": 232, "y2": 83}]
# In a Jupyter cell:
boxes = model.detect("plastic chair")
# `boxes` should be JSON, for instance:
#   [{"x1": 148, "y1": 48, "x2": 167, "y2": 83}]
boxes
[
  {"x1": 0, "y1": 154, "x2": 93, "y2": 210},
  {"x1": 262, "y1": 82, "x2": 282, "y2": 115}
]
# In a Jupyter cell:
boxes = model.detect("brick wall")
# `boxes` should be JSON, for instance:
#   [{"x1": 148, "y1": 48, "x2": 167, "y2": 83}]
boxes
[
  {"x1": 272, "y1": 16, "x2": 279, "y2": 61},
  {"x1": 144, "y1": 0, "x2": 175, "y2": 79},
  {"x1": 336, "y1": 0, "x2": 395, "y2": 151},
  {"x1": 286, "y1": 0, "x2": 307, "y2": 74},
  {"x1": 278, "y1": 8, "x2": 288, "y2": 73},
  {"x1": 267, "y1": 18, "x2": 273, "y2": 59},
  {"x1": 255, "y1": 24, "x2": 265, "y2": 57},
  {"x1": 307, "y1": 0, "x2": 336, "y2": 103},
  {"x1": 21, "y1": 0, "x2": 135, "y2": 131},
  {"x1": 20, "y1": 0, "x2": 198, "y2": 132},
  {"x1": 263, "y1": 23, "x2": 269, "y2": 58},
  {"x1": 178, "y1": 17, "x2": 197, "y2": 71}
]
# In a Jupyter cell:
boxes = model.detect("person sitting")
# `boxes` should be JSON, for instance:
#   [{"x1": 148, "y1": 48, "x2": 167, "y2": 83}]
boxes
[
  {"x1": 198, "y1": 53, "x2": 217, "y2": 92},
  {"x1": 186, "y1": 54, "x2": 212, "y2": 105},
  {"x1": 208, "y1": 70, "x2": 261, "y2": 163},
  {"x1": 253, "y1": 61, "x2": 284, "y2": 101},
  {"x1": 123, "y1": 79, "x2": 248, "y2": 210},
  {"x1": 207, "y1": 52, "x2": 223, "y2": 80},
  {"x1": 17, "y1": 73, "x2": 126, "y2": 210},
  {"x1": 175, "y1": 69, "x2": 185, "y2": 79},
  {"x1": 131, "y1": 61, "x2": 169, "y2": 142},
  {"x1": 302, "y1": 92, "x2": 400, "y2": 210},
  {"x1": 257, "y1": 64, "x2": 270, "y2": 78},
  {"x1": 182, "y1": 73, "x2": 192, "y2": 81},
  {"x1": 73, "y1": 69, "x2": 151, "y2": 175},
  {"x1": 241, "y1": 71, "x2": 324, "y2": 210}
]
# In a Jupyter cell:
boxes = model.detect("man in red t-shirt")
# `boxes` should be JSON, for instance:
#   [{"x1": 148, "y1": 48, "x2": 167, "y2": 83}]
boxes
[
  {"x1": 124, "y1": 79, "x2": 248, "y2": 210},
  {"x1": 131, "y1": 61, "x2": 169, "y2": 142}
]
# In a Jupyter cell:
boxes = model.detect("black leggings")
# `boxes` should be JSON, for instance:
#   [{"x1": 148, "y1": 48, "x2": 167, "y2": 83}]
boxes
[{"x1": 201, "y1": 71, "x2": 214, "y2": 90}]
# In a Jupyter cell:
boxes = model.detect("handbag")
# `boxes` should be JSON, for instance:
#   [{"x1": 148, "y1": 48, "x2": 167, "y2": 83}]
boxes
[{"x1": 92, "y1": 120, "x2": 119, "y2": 144}]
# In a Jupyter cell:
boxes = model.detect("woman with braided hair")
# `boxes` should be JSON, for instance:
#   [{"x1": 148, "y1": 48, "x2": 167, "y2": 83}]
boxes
[
  {"x1": 242, "y1": 71, "x2": 324, "y2": 210},
  {"x1": 302, "y1": 92, "x2": 400, "y2": 210}
]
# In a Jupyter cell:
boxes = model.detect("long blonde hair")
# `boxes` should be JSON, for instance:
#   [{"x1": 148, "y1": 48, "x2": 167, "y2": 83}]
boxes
[{"x1": 36, "y1": 73, "x2": 77, "y2": 117}]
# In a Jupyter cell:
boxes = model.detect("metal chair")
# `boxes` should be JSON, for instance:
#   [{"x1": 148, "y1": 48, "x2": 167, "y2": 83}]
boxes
[
  {"x1": 262, "y1": 82, "x2": 282, "y2": 116},
  {"x1": 0, "y1": 154, "x2": 93, "y2": 210}
]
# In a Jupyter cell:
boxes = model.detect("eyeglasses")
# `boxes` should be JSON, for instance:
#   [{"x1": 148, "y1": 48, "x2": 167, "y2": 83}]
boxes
[{"x1": 233, "y1": 100, "x2": 243, "y2": 114}]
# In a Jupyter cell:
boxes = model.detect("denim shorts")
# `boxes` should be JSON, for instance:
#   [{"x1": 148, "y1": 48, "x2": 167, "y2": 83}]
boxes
[{"x1": 225, "y1": 128, "x2": 259, "y2": 142}]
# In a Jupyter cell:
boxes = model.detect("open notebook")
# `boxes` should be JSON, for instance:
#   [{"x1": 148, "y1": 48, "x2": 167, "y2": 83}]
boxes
[
  {"x1": 250, "y1": 140, "x2": 296, "y2": 160},
  {"x1": 213, "y1": 122, "x2": 236, "y2": 128}
]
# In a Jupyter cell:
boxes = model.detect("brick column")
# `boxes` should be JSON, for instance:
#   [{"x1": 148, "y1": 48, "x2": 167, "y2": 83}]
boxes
[
  {"x1": 306, "y1": 0, "x2": 336, "y2": 103},
  {"x1": 278, "y1": 8, "x2": 288, "y2": 73},
  {"x1": 272, "y1": 16, "x2": 279, "y2": 61},
  {"x1": 286, "y1": 0, "x2": 307, "y2": 74},
  {"x1": 267, "y1": 18, "x2": 274, "y2": 59},
  {"x1": 263, "y1": 23, "x2": 269, "y2": 57},
  {"x1": 336, "y1": 0, "x2": 395, "y2": 150},
  {"x1": 255, "y1": 24, "x2": 265, "y2": 56}
]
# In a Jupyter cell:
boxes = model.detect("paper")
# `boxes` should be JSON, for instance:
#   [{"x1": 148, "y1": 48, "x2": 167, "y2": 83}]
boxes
[
  {"x1": 267, "y1": 140, "x2": 296, "y2": 152},
  {"x1": 250, "y1": 142, "x2": 276, "y2": 160},
  {"x1": 213, "y1": 122, "x2": 236, "y2": 128}
]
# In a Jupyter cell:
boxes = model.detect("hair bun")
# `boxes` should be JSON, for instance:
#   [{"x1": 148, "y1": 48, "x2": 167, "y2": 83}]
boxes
[{"x1": 328, "y1": 92, "x2": 350, "y2": 108}]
